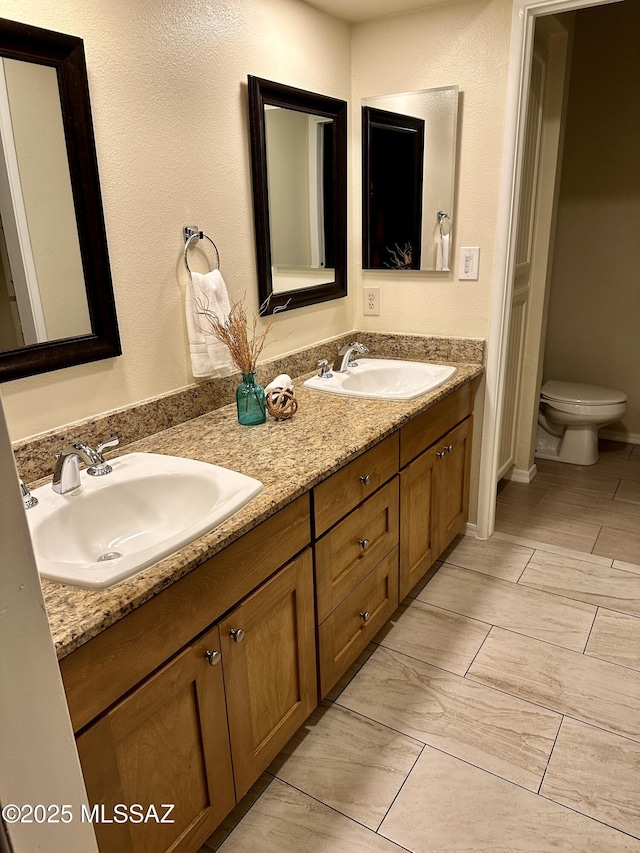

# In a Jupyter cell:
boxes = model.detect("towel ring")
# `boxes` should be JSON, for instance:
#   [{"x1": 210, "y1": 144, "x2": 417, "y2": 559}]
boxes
[{"x1": 183, "y1": 226, "x2": 221, "y2": 278}]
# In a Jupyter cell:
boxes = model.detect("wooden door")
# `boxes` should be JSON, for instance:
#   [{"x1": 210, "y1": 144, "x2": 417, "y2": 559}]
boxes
[
  {"x1": 436, "y1": 417, "x2": 473, "y2": 553},
  {"x1": 76, "y1": 624, "x2": 235, "y2": 853},
  {"x1": 399, "y1": 444, "x2": 438, "y2": 600},
  {"x1": 219, "y1": 549, "x2": 316, "y2": 799}
]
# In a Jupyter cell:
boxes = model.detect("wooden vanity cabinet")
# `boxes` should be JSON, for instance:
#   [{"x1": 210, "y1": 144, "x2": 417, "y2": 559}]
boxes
[
  {"x1": 399, "y1": 382, "x2": 476, "y2": 600},
  {"x1": 76, "y1": 624, "x2": 235, "y2": 853},
  {"x1": 220, "y1": 549, "x2": 316, "y2": 800}
]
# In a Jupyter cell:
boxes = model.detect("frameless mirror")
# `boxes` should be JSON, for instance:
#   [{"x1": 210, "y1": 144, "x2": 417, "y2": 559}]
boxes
[
  {"x1": 0, "y1": 18, "x2": 120, "y2": 381},
  {"x1": 248, "y1": 76, "x2": 347, "y2": 314},
  {"x1": 362, "y1": 85, "x2": 458, "y2": 271}
]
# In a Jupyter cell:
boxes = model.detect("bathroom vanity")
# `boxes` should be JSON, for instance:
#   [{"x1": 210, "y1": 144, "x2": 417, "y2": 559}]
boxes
[{"x1": 38, "y1": 355, "x2": 481, "y2": 853}]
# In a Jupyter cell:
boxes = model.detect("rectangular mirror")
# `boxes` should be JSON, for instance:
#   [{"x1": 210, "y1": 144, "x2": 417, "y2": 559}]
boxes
[
  {"x1": 0, "y1": 18, "x2": 120, "y2": 381},
  {"x1": 362, "y1": 85, "x2": 458, "y2": 272},
  {"x1": 248, "y1": 76, "x2": 347, "y2": 314}
]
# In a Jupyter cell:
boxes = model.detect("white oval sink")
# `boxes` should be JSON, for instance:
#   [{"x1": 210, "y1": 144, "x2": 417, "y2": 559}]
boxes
[
  {"x1": 303, "y1": 359, "x2": 456, "y2": 400},
  {"x1": 26, "y1": 453, "x2": 263, "y2": 589}
]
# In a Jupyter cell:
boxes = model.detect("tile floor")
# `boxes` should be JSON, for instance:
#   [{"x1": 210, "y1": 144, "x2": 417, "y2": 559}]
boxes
[{"x1": 199, "y1": 442, "x2": 640, "y2": 852}]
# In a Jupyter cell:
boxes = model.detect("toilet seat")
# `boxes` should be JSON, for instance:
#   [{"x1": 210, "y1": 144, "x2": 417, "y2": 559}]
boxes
[{"x1": 541, "y1": 381, "x2": 627, "y2": 406}]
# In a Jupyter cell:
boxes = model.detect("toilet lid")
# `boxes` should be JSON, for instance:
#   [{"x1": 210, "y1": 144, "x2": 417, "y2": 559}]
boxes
[{"x1": 541, "y1": 380, "x2": 627, "y2": 405}]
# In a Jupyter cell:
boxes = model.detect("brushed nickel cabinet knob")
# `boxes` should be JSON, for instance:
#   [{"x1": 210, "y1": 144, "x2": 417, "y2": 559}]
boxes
[
  {"x1": 230, "y1": 628, "x2": 246, "y2": 643},
  {"x1": 360, "y1": 474, "x2": 371, "y2": 486},
  {"x1": 360, "y1": 611, "x2": 371, "y2": 622},
  {"x1": 358, "y1": 538, "x2": 370, "y2": 550},
  {"x1": 205, "y1": 650, "x2": 221, "y2": 666}
]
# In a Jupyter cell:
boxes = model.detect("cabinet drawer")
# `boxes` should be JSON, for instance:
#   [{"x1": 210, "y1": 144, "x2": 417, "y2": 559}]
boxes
[
  {"x1": 400, "y1": 381, "x2": 475, "y2": 467},
  {"x1": 316, "y1": 477, "x2": 398, "y2": 622},
  {"x1": 318, "y1": 547, "x2": 398, "y2": 698},
  {"x1": 314, "y1": 433, "x2": 399, "y2": 536}
]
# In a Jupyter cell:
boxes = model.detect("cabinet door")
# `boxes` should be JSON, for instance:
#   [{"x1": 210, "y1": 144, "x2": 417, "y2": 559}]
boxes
[
  {"x1": 76, "y1": 625, "x2": 234, "y2": 853},
  {"x1": 220, "y1": 549, "x2": 316, "y2": 800},
  {"x1": 399, "y1": 444, "x2": 438, "y2": 600},
  {"x1": 435, "y1": 416, "x2": 473, "y2": 554}
]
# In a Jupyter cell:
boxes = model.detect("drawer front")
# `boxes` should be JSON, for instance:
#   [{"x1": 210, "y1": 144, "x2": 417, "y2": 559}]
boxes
[
  {"x1": 318, "y1": 547, "x2": 399, "y2": 698},
  {"x1": 316, "y1": 477, "x2": 399, "y2": 622},
  {"x1": 400, "y1": 381, "x2": 475, "y2": 468},
  {"x1": 314, "y1": 433, "x2": 399, "y2": 536}
]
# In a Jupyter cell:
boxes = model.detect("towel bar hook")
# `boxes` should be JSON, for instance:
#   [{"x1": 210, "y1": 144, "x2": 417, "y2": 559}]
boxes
[
  {"x1": 183, "y1": 225, "x2": 221, "y2": 278},
  {"x1": 437, "y1": 211, "x2": 451, "y2": 236}
]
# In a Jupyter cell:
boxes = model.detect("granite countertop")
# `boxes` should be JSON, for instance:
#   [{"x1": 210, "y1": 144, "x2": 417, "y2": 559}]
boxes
[{"x1": 43, "y1": 360, "x2": 483, "y2": 661}]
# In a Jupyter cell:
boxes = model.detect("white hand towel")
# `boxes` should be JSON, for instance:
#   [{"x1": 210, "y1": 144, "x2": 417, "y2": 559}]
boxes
[
  {"x1": 186, "y1": 269, "x2": 235, "y2": 378},
  {"x1": 265, "y1": 374, "x2": 293, "y2": 393},
  {"x1": 436, "y1": 232, "x2": 450, "y2": 271}
]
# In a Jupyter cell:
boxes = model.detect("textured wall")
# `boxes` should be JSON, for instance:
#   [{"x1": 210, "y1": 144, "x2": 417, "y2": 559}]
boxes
[
  {"x1": 351, "y1": 0, "x2": 512, "y2": 338},
  {"x1": 0, "y1": 0, "x2": 352, "y2": 440}
]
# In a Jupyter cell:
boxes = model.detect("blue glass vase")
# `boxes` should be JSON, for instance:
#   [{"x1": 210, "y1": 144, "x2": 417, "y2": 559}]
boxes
[{"x1": 236, "y1": 372, "x2": 266, "y2": 426}]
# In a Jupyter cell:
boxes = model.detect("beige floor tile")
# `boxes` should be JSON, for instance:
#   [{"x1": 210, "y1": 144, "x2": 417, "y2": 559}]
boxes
[
  {"x1": 497, "y1": 478, "x2": 550, "y2": 509},
  {"x1": 541, "y1": 717, "x2": 640, "y2": 838},
  {"x1": 375, "y1": 598, "x2": 490, "y2": 675},
  {"x1": 613, "y1": 559, "x2": 640, "y2": 575},
  {"x1": 201, "y1": 774, "x2": 272, "y2": 851},
  {"x1": 439, "y1": 534, "x2": 533, "y2": 581},
  {"x1": 520, "y1": 549, "x2": 640, "y2": 617},
  {"x1": 269, "y1": 702, "x2": 421, "y2": 830},
  {"x1": 338, "y1": 645, "x2": 561, "y2": 791},
  {"x1": 418, "y1": 564, "x2": 595, "y2": 651},
  {"x1": 590, "y1": 457, "x2": 640, "y2": 483},
  {"x1": 586, "y1": 609, "x2": 640, "y2": 670},
  {"x1": 540, "y1": 488, "x2": 640, "y2": 535},
  {"x1": 534, "y1": 461, "x2": 621, "y2": 498},
  {"x1": 216, "y1": 778, "x2": 407, "y2": 853},
  {"x1": 494, "y1": 503, "x2": 600, "y2": 553},
  {"x1": 379, "y1": 746, "x2": 640, "y2": 853},
  {"x1": 492, "y1": 531, "x2": 613, "y2": 566},
  {"x1": 468, "y1": 627, "x2": 640, "y2": 741},
  {"x1": 324, "y1": 642, "x2": 377, "y2": 702},
  {"x1": 615, "y1": 479, "x2": 640, "y2": 505},
  {"x1": 403, "y1": 560, "x2": 442, "y2": 600},
  {"x1": 594, "y1": 527, "x2": 640, "y2": 565}
]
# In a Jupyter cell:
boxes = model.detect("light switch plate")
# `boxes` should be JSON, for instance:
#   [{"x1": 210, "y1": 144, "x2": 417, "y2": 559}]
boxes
[{"x1": 459, "y1": 247, "x2": 480, "y2": 280}]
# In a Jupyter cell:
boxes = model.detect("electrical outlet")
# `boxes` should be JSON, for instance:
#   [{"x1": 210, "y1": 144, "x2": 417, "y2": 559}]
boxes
[
  {"x1": 459, "y1": 247, "x2": 480, "y2": 280},
  {"x1": 364, "y1": 286, "x2": 380, "y2": 316}
]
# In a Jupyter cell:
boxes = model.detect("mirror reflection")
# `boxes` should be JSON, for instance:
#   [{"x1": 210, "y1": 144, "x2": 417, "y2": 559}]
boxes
[
  {"x1": 0, "y1": 57, "x2": 90, "y2": 352},
  {"x1": 265, "y1": 106, "x2": 335, "y2": 294},
  {"x1": 0, "y1": 17, "x2": 120, "y2": 382},
  {"x1": 248, "y1": 75, "x2": 347, "y2": 314},
  {"x1": 362, "y1": 85, "x2": 458, "y2": 272}
]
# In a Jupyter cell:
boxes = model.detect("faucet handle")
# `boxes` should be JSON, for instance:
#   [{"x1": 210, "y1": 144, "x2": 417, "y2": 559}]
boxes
[
  {"x1": 96, "y1": 436, "x2": 119, "y2": 458},
  {"x1": 19, "y1": 478, "x2": 38, "y2": 509},
  {"x1": 87, "y1": 436, "x2": 119, "y2": 477},
  {"x1": 317, "y1": 359, "x2": 333, "y2": 379}
]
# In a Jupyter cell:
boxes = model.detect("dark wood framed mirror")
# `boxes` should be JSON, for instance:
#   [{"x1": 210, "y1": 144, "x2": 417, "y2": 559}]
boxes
[
  {"x1": 0, "y1": 18, "x2": 120, "y2": 382},
  {"x1": 248, "y1": 76, "x2": 347, "y2": 315}
]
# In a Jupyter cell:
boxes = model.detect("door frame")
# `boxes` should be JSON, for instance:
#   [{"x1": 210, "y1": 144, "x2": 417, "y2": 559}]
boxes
[{"x1": 476, "y1": 0, "x2": 624, "y2": 539}]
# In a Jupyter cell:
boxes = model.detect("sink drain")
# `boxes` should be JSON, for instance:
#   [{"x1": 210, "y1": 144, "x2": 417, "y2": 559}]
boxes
[{"x1": 98, "y1": 551, "x2": 123, "y2": 562}]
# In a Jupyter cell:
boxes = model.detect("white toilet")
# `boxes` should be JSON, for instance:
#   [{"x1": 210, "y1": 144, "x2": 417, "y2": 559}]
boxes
[{"x1": 536, "y1": 380, "x2": 627, "y2": 466}]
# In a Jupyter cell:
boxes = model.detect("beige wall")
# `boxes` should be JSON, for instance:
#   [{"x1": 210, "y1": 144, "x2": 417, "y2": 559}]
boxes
[
  {"x1": 0, "y1": 0, "x2": 513, "y2": 481},
  {"x1": 543, "y1": 0, "x2": 640, "y2": 436},
  {"x1": 0, "y1": 0, "x2": 353, "y2": 440},
  {"x1": 351, "y1": 0, "x2": 512, "y2": 337}
]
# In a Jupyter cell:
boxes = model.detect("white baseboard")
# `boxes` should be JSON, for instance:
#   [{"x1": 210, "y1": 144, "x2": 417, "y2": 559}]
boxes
[
  {"x1": 465, "y1": 522, "x2": 478, "y2": 538},
  {"x1": 600, "y1": 429, "x2": 640, "y2": 446},
  {"x1": 503, "y1": 464, "x2": 537, "y2": 484}
]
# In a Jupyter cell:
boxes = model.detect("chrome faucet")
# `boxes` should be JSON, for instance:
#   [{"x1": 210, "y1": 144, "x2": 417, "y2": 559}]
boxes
[
  {"x1": 52, "y1": 437, "x2": 119, "y2": 495},
  {"x1": 333, "y1": 341, "x2": 369, "y2": 373},
  {"x1": 19, "y1": 478, "x2": 38, "y2": 509}
]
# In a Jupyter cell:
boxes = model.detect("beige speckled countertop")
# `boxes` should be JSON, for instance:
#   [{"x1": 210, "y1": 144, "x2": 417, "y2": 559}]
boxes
[{"x1": 41, "y1": 357, "x2": 483, "y2": 661}]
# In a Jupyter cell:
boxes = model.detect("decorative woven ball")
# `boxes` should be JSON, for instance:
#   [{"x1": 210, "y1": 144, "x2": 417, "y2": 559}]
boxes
[{"x1": 265, "y1": 386, "x2": 298, "y2": 420}]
